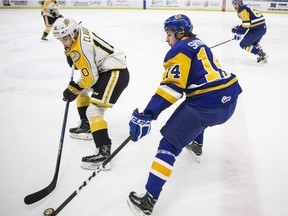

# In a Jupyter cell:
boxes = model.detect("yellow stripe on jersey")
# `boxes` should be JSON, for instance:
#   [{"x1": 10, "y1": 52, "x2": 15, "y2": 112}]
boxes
[
  {"x1": 150, "y1": 158, "x2": 173, "y2": 181},
  {"x1": 251, "y1": 21, "x2": 265, "y2": 28},
  {"x1": 242, "y1": 23, "x2": 250, "y2": 28},
  {"x1": 103, "y1": 70, "x2": 119, "y2": 105},
  {"x1": 156, "y1": 86, "x2": 180, "y2": 104},
  {"x1": 71, "y1": 32, "x2": 94, "y2": 89},
  {"x1": 186, "y1": 76, "x2": 238, "y2": 97},
  {"x1": 89, "y1": 116, "x2": 108, "y2": 133}
]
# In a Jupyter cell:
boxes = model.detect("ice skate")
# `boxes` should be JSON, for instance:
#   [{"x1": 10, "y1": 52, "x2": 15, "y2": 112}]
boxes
[
  {"x1": 185, "y1": 141, "x2": 203, "y2": 163},
  {"x1": 41, "y1": 36, "x2": 48, "y2": 42},
  {"x1": 81, "y1": 145, "x2": 111, "y2": 170},
  {"x1": 127, "y1": 191, "x2": 157, "y2": 216},
  {"x1": 257, "y1": 50, "x2": 268, "y2": 63},
  {"x1": 69, "y1": 119, "x2": 92, "y2": 140}
]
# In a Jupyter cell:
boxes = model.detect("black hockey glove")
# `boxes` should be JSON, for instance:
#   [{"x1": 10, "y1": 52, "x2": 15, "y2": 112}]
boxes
[
  {"x1": 231, "y1": 25, "x2": 239, "y2": 33},
  {"x1": 63, "y1": 81, "x2": 83, "y2": 102}
]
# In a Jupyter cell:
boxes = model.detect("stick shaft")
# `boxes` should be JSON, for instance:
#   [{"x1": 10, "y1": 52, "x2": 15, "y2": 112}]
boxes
[
  {"x1": 210, "y1": 38, "x2": 234, "y2": 49},
  {"x1": 51, "y1": 135, "x2": 131, "y2": 215},
  {"x1": 24, "y1": 66, "x2": 75, "y2": 205}
]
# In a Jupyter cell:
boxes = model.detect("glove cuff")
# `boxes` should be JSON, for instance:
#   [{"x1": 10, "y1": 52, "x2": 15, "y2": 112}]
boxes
[
  {"x1": 133, "y1": 109, "x2": 153, "y2": 122},
  {"x1": 68, "y1": 82, "x2": 83, "y2": 95}
]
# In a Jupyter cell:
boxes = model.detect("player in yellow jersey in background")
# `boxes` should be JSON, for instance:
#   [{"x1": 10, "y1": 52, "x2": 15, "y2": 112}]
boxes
[
  {"x1": 52, "y1": 18, "x2": 130, "y2": 170},
  {"x1": 41, "y1": 0, "x2": 63, "y2": 41},
  {"x1": 232, "y1": 0, "x2": 268, "y2": 63}
]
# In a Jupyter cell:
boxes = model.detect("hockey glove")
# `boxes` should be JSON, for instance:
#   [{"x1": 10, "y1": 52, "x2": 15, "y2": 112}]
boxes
[
  {"x1": 129, "y1": 109, "x2": 153, "y2": 142},
  {"x1": 234, "y1": 33, "x2": 242, "y2": 41},
  {"x1": 231, "y1": 25, "x2": 239, "y2": 33},
  {"x1": 63, "y1": 81, "x2": 83, "y2": 102}
]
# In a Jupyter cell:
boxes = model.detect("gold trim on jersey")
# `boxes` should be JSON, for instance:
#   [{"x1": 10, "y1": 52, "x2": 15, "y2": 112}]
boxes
[
  {"x1": 156, "y1": 86, "x2": 180, "y2": 104},
  {"x1": 186, "y1": 76, "x2": 238, "y2": 98},
  {"x1": 103, "y1": 70, "x2": 119, "y2": 105},
  {"x1": 251, "y1": 21, "x2": 265, "y2": 28}
]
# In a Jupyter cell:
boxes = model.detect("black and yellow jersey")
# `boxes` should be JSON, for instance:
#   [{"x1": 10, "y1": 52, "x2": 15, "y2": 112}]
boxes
[
  {"x1": 69, "y1": 26, "x2": 127, "y2": 89},
  {"x1": 41, "y1": 0, "x2": 61, "y2": 18}
]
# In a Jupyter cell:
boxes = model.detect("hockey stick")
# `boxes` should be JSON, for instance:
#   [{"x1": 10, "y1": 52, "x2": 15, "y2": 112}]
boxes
[
  {"x1": 24, "y1": 65, "x2": 75, "y2": 205},
  {"x1": 43, "y1": 135, "x2": 131, "y2": 216},
  {"x1": 210, "y1": 38, "x2": 234, "y2": 49}
]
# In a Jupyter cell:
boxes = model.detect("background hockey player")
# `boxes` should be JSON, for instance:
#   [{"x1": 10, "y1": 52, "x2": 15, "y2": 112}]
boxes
[
  {"x1": 41, "y1": 0, "x2": 63, "y2": 41},
  {"x1": 52, "y1": 18, "x2": 129, "y2": 170},
  {"x1": 232, "y1": 0, "x2": 268, "y2": 63},
  {"x1": 127, "y1": 14, "x2": 242, "y2": 216}
]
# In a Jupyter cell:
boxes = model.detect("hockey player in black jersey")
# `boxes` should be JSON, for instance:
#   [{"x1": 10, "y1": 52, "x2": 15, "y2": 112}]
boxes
[
  {"x1": 232, "y1": 0, "x2": 268, "y2": 63},
  {"x1": 127, "y1": 14, "x2": 242, "y2": 216}
]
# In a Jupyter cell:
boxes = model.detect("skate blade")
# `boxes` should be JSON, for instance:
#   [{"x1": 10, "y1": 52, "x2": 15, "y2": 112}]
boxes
[
  {"x1": 80, "y1": 162, "x2": 111, "y2": 171},
  {"x1": 69, "y1": 133, "x2": 93, "y2": 140},
  {"x1": 257, "y1": 55, "x2": 269, "y2": 63},
  {"x1": 185, "y1": 148, "x2": 201, "y2": 163},
  {"x1": 41, "y1": 39, "x2": 49, "y2": 43},
  {"x1": 127, "y1": 199, "x2": 147, "y2": 216}
]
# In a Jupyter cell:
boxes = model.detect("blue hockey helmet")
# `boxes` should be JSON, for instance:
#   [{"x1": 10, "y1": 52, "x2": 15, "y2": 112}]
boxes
[
  {"x1": 232, "y1": 0, "x2": 243, "y2": 5},
  {"x1": 164, "y1": 14, "x2": 193, "y2": 35}
]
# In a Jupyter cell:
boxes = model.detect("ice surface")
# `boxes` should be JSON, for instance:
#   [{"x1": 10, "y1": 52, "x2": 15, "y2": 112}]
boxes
[{"x1": 0, "y1": 9, "x2": 288, "y2": 216}]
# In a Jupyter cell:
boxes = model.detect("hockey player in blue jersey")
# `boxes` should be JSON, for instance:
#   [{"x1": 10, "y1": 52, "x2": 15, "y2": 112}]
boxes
[
  {"x1": 127, "y1": 14, "x2": 242, "y2": 216},
  {"x1": 232, "y1": 0, "x2": 268, "y2": 63}
]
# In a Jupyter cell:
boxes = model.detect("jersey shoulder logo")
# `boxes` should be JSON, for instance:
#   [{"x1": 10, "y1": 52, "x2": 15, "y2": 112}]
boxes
[{"x1": 70, "y1": 50, "x2": 80, "y2": 63}]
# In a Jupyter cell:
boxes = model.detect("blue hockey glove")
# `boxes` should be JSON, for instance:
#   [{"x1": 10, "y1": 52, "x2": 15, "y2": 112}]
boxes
[
  {"x1": 234, "y1": 33, "x2": 242, "y2": 41},
  {"x1": 63, "y1": 81, "x2": 83, "y2": 102},
  {"x1": 231, "y1": 25, "x2": 239, "y2": 33},
  {"x1": 129, "y1": 109, "x2": 153, "y2": 142}
]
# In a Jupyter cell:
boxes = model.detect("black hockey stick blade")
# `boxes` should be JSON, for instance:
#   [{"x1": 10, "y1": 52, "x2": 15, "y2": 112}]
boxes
[
  {"x1": 24, "y1": 66, "x2": 74, "y2": 205},
  {"x1": 24, "y1": 102, "x2": 69, "y2": 205},
  {"x1": 46, "y1": 135, "x2": 132, "y2": 216},
  {"x1": 24, "y1": 178, "x2": 57, "y2": 205}
]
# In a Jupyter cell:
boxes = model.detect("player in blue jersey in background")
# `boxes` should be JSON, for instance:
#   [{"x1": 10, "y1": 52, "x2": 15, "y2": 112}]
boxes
[
  {"x1": 232, "y1": 0, "x2": 268, "y2": 63},
  {"x1": 127, "y1": 14, "x2": 242, "y2": 216}
]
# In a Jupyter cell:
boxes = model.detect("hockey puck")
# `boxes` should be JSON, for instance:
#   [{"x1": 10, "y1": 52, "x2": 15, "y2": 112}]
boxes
[{"x1": 43, "y1": 208, "x2": 55, "y2": 216}]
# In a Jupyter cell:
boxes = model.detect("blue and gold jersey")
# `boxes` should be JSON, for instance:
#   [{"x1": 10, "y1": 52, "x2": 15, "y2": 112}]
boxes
[
  {"x1": 236, "y1": 4, "x2": 266, "y2": 34},
  {"x1": 144, "y1": 37, "x2": 242, "y2": 120}
]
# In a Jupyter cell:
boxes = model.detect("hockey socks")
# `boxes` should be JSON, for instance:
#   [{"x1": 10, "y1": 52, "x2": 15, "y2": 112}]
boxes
[{"x1": 145, "y1": 138, "x2": 181, "y2": 199}]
